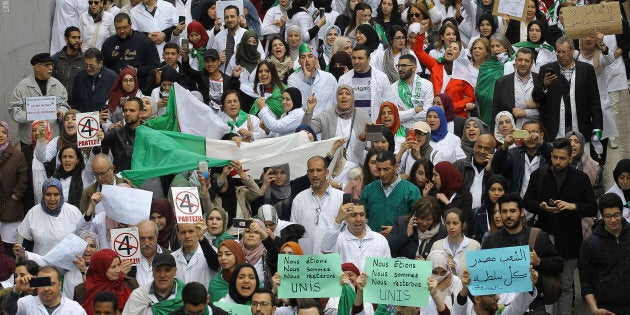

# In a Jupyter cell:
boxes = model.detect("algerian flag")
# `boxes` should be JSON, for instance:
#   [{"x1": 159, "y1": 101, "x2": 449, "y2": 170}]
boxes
[{"x1": 144, "y1": 83, "x2": 230, "y2": 139}]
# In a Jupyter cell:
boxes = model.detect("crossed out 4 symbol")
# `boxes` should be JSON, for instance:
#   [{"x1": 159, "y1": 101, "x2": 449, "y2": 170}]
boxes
[
  {"x1": 175, "y1": 191, "x2": 200, "y2": 214},
  {"x1": 78, "y1": 116, "x2": 99, "y2": 139},
  {"x1": 113, "y1": 233, "x2": 139, "y2": 258}
]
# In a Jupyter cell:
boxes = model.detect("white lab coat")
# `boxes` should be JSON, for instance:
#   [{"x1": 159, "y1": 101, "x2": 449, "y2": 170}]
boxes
[
  {"x1": 130, "y1": 0, "x2": 178, "y2": 57},
  {"x1": 287, "y1": 69, "x2": 338, "y2": 117},
  {"x1": 258, "y1": 107, "x2": 305, "y2": 136},
  {"x1": 172, "y1": 245, "x2": 215, "y2": 290},
  {"x1": 50, "y1": 0, "x2": 89, "y2": 53},
  {"x1": 338, "y1": 67, "x2": 390, "y2": 120},
  {"x1": 79, "y1": 10, "x2": 116, "y2": 51}
]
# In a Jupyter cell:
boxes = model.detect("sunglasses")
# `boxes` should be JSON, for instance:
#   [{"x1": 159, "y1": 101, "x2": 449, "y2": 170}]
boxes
[
  {"x1": 409, "y1": 13, "x2": 422, "y2": 18},
  {"x1": 88, "y1": 1, "x2": 100, "y2": 5}
]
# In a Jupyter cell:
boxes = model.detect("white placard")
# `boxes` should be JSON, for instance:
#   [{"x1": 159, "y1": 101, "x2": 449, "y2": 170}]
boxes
[
  {"x1": 24, "y1": 96, "x2": 57, "y2": 121},
  {"x1": 216, "y1": 0, "x2": 244, "y2": 22},
  {"x1": 171, "y1": 187, "x2": 203, "y2": 224},
  {"x1": 76, "y1": 111, "x2": 101, "y2": 148},
  {"x1": 110, "y1": 227, "x2": 141, "y2": 266},
  {"x1": 42, "y1": 233, "x2": 88, "y2": 271},
  {"x1": 101, "y1": 185, "x2": 152, "y2": 225}
]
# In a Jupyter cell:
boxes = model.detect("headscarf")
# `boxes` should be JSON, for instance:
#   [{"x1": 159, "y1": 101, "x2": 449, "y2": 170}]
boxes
[
  {"x1": 283, "y1": 87, "x2": 302, "y2": 112},
  {"x1": 335, "y1": 85, "x2": 355, "y2": 120},
  {"x1": 324, "y1": 25, "x2": 342, "y2": 58},
  {"x1": 483, "y1": 174, "x2": 509, "y2": 221},
  {"x1": 30, "y1": 120, "x2": 53, "y2": 146},
  {"x1": 53, "y1": 145, "x2": 85, "y2": 208},
  {"x1": 613, "y1": 159, "x2": 630, "y2": 197},
  {"x1": 295, "y1": 125, "x2": 318, "y2": 141},
  {"x1": 264, "y1": 164, "x2": 291, "y2": 201},
  {"x1": 329, "y1": 50, "x2": 352, "y2": 80},
  {"x1": 526, "y1": 20, "x2": 547, "y2": 45},
  {"x1": 241, "y1": 219, "x2": 266, "y2": 265},
  {"x1": 108, "y1": 68, "x2": 139, "y2": 112},
  {"x1": 141, "y1": 96, "x2": 158, "y2": 120},
  {"x1": 493, "y1": 111, "x2": 515, "y2": 144},
  {"x1": 40, "y1": 178, "x2": 65, "y2": 217},
  {"x1": 427, "y1": 106, "x2": 448, "y2": 142},
  {"x1": 187, "y1": 21, "x2": 209, "y2": 49},
  {"x1": 380, "y1": 128, "x2": 395, "y2": 152},
  {"x1": 461, "y1": 117, "x2": 489, "y2": 158},
  {"x1": 219, "y1": 240, "x2": 247, "y2": 282},
  {"x1": 356, "y1": 24, "x2": 379, "y2": 54},
  {"x1": 331, "y1": 37, "x2": 352, "y2": 57},
  {"x1": 0, "y1": 121, "x2": 10, "y2": 155},
  {"x1": 434, "y1": 161, "x2": 463, "y2": 199},
  {"x1": 258, "y1": 204, "x2": 279, "y2": 225},
  {"x1": 437, "y1": 93, "x2": 456, "y2": 122},
  {"x1": 375, "y1": 102, "x2": 402, "y2": 137},
  {"x1": 79, "y1": 229, "x2": 101, "y2": 254},
  {"x1": 82, "y1": 249, "x2": 131, "y2": 314},
  {"x1": 150, "y1": 198, "x2": 176, "y2": 249},
  {"x1": 58, "y1": 109, "x2": 80, "y2": 151},
  {"x1": 235, "y1": 30, "x2": 261, "y2": 73},
  {"x1": 198, "y1": 0, "x2": 217, "y2": 29},
  {"x1": 280, "y1": 241, "x2": 303, "y2": 255},
  {"x1": 565, "y1": 130, "x2": 587, "y2": 170},
  {"x1": 0, "y1": 235, "x2": 16, "y2": 281},
  {"x1": 426, "y1": 249, "x2": 451, "y2": 283},
  {"x1": 286, "y1": 25, "x2": 302, "y2": 61},
  {"x1": 341, "y1": 262, "x2": 360, "y2": 276},
  {"x1": 228, "y1": 263, "x2": 260, "y2": 304}
]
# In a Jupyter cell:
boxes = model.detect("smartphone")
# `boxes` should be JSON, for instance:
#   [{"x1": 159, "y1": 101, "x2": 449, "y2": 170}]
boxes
[
  {"x1": 319, "y1": 7, "x2": 325, "y2": 18},
  {"x1": 232, "y1": 218, "x2": 251, "y2": 228},
  {"x1": 366, "y1": 124, "x2": 384, "y2": 141},
  {"x1": 179, "y1": 16, "x2": 185, "y2": 24},
  {"x1": 198, "y1": 161, "x2": 209, "y2": 179},
  {"x1": 181, "y1": 38, "x2": 190, "y2": 51},
  {"x1": 101, "y1": 104, "x2": 109, "y2": 112},
  {"x1": 343, "y1": 193, "x2": 353, "y2": 204},
  {"x1": 29, "y1": 277, "x2": 52, "y2": 288},
  {"x1": 545, "y1": 68, "x2": 554, "y2": 76},
  {"x1": 548, "y1": 199, "x2": 557, "y2": 207},
  {"x1": 160, "y1": 91, "x2": 169, "y2": 99},
  {"x1": 406, "y1": 129, "x2": 416, "y2": 142},
  {"x1": 512, "y1": 129, "x2": 530, "y2": 139},
  {"x1": 258, "y1": 83, "x2": 265, "y2": 97}
]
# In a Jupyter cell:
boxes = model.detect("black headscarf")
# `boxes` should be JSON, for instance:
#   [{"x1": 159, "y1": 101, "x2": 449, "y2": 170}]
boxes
[
  {"x1": 613, "y1": 159, "x2": 630, "y2": 200},
  {"x1": 228, "y1": 263, "x2": 260, "y2": 304},
  {"x1": 198, "y1": 0, "x2": 217, "y2": 30},
  {"x1": 283, "y1": 87, "x2": 302, "y2": 113},
  {"x1": 381, "y1": 128, "x2": 395, "y2": 153},
  {"x1": 356, "y1": 24, "x2": 380, "y2": 54},
  {"x1": 527, "y1": 20, "x2": 547, "y2": 45}
]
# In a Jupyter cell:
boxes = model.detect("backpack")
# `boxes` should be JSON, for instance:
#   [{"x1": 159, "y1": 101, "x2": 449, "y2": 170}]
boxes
[{"x1": 528, "y1": 227, "x2": 562, "y2": 305}]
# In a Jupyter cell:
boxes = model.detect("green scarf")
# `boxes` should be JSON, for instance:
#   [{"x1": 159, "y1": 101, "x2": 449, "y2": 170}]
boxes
[
  {"x1": 513, "y1": 41, "x2": 555, "y2": 52},
  {"x1": 475, "y1": 58, "x2": 505, "y2": 126},
  {"x1": 395, "y1": 125, "x2": 406, "y2": 137},
  {"x1": 151, "y1": 279, "x2": 185, "y2": 315},
  {"x1": 249, "y1": 84, "x2": 287, "y2": 117},
  {"x1": 227, "y1": 110, "x2": 248, "y2": 131},
  {"x1": 374, "y1": 23, "x2": 388, "y2": 46},
  {"x1": 212, "y1": 232, "x2": 236, "y2": 248},
  {"x1": 191, "y1": 46, "x2": 207, "y2": 71},
  {"x1": 337, "y1": 284, "x2": 356, "y2": 315},
  {"x1": 209, "y1": 272, "x2": 230, "y2": 303}
]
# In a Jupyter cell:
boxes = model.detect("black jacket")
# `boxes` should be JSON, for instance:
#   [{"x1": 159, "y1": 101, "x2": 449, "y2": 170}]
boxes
[
  {"x1": 70, "y1": 67, "x2": 118, "y2": 112},
  {"x1": 579, "y1": 219, "x2": 630, "y2": 313},
  {"x1": 101, "y1": 31, "x2": 160, "y2": 87},
  {"x1": 142, "y1": 62, "x2": 198, "y2": 95},
  {"x1": 491, "y1": 143, "x2": 552, "y2": 195},
  {"x1": 454, "y1": 157, "x2": 493, "y2": 207},
  {"x1": 522, "y1": 165, "x2": 597, "y2": 258},
  {"x1": 491, "y1": 72, "x2": 541, "y2": 130},
  {"x1": 387, "y1": 215, "x2": 447, "y2": 259},
  {"x1": 181, "y1": 60, "x2": 241, "y2": 107},
  {"x1": 100, "y1": 125, "x2": 136, "y2": 172}
]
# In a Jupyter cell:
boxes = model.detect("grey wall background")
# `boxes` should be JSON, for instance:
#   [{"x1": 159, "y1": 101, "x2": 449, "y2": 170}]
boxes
[{"x1": 0, "y1": 0, "x2": 56, "y2": 140}]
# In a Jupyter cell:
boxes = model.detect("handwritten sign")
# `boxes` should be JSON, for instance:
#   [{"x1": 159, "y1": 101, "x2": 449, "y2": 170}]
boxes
[
  {"x1": 42, "y1": 233, "x2": 88, "y2": 271},
  {"x1": 563, "y1": 3, "x2": 623, "y2": 39},
  {"x1": 216, "y1": 0, "x2": 244, "y2": 22},
  {"x1": 492, "y1": 0, "x2": 527, "y2": 21},
  {"x1": 363, "y1": 257, "x2": 432, "y2": 307},
  {"x1": 277, "y1": 254, "x2": 342, "y2": 298},
  {"x1": 24, "y1": 96, "x2": 57, "y2": 121},
  {"x1": 466, "y1": 245, "x2": 531, "y2": 295},
  {"x1": 214, "y1": 301, "x2": 252, "y2": 315},
  {"x1": 101, "y1": 185, "x2": 152, "y2": 225},
  {"x1": 171, "y1": 187, "x2": 203, "y2": 224},
  {"x1": 76, "y1": 112, "x2": 101, "y2": 148},
  {"x1": 111, "y1": 227, "x2": 141, "y2": 265}
]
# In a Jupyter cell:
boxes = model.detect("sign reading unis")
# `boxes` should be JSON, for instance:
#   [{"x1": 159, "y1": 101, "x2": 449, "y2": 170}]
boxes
[
  {"x1": 277, "y1": 254, "x2": 342, "y2": 298},
  {"x1": 363, "y1": 257, "x2": 432, "y2": 307}
]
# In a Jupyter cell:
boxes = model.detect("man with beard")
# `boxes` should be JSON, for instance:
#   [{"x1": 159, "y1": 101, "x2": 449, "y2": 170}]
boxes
[
  {"x1": 170, "y1": 282, "x2": 228, "y2": 315},
  {"x1": 97, "y1": 97, "x2": 142, "y2": 171},
  {"x1": 287, "y1": 44, "x2": 337, "y2": 116},
  {"x1": 250, "y1": 288, "x2": 276, "y2": 315},
  {"x1": 454, "y1": 134, "x2": 496, "y2": 212},
  {"x1": 79, "y1": 0, "x2": 116, "y2": 52},
  {"x1": 482, "y1": 192, "x2": 563, "y2": 314},
  {"x1": 70, "y1": 48, "x2": 118, "y2": 112},
  {"x1": 385, "y1": 54, "x2": 433, "y2": 128},
  {"x1": 291, "y1": 156, "x2": 343, "y2": 255},
  {"x1": 52, "y1": 26, "x2": 84, "y2": 102},
  {"x1": 523, "y1": 138, "x2": 597, "y2": 315},
  {"x1": 321, "y1": 199, "x2": 390, "y2": 270}
]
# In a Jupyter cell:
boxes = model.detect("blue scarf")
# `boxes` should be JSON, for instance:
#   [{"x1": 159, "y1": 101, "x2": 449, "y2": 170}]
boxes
[
  {"x1": 427, "y1": 106, "x2": 448, "y2": 142},
  {"x1": 40, "y1": 178, "x2": 65, "y2": 217}
]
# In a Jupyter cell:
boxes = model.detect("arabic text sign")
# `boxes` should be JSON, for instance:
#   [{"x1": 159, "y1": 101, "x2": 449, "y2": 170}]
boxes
[
  {"x1": 76, "y1": 112, "x2": 101, "y2": 148},
  {"x1": 563, "y1": 3, "x2": 622, "y2": 39},
  {"x1": 363, "y1": 257, "x2": 432, "y2": 307},
  {"x1": 42, "y1": 233, "x2": 88, "y2": 271},
  {"x1": 110, "y1": 227, "x2": 141, "y2": 266},
  {"x1": 171, "y1": 187, "x2": 203, "y2": 224},
  {"x1": 466, "y1": 245, "x2": 531, "y2": 295},
  {"x1": 277, "y1": 254, "x2": 342, "y2": 298},
  {"x1": 24, "y1": 96, "x2": 57, "y2": 121},
  {"x1": 101, "y1": 185, "x2": 152, "y2": 225},
  {"x1": 492, "y1": 0, "x2": 527, "y2": 21}
]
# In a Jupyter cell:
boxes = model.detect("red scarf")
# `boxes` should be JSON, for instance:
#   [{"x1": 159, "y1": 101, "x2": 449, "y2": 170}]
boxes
[
  {"x1": 108, "y1": 68, "x2": 139, "y2": 112},
  {"x1": 187, "y1": 21, "x2": 210, "y2": 49},
  {"x1": 434, "y1": 161, "x2": 463, "y2": 199},
  {"x1": 82, "y1": 249, "x2": 131, "y2": 315},
  {"x1": 375, "y1": 102, "x2": 401, "y2": 135}
]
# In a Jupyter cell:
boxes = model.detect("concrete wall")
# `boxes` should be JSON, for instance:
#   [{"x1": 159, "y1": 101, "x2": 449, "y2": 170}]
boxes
[{"x1": 0, "y1": 0, "x2": 55, "y2": 139}]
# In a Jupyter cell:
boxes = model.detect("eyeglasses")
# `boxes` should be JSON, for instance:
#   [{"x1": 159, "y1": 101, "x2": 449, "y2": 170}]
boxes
[
  {"x1": 88, "y1": 0, "x2": 100, "y2": 5},
  {"x1": 122, "y1": 78, "x2": 135, "y2": 83},
  {"x1": 251, "y1": 302, "x2": 272, "y2": 308},
  {"x1": 94, "y1": 171, "x2": 110, "y2": 178},
  {"x1": 84, "y1": 63, "x2": 98, "y2": 70},
  {"x1": 396, "y1": 64, "x2": 414, "y2": 68},
  {"x1": 409, "y1": 13, "x2": 422, "y2": 17},
  {"x1": 603, "y1": 212, "x2": 622, "y2": 220}
]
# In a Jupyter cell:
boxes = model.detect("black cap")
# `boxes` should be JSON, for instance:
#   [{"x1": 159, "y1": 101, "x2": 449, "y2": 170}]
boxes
[
  {"x1": 152, "y1": 253, "x2": 176, "y2": 267},
  {"x1": 30, "y1": 53, "x2": 53, "y2": 66},
  {"x1": 203, "y1": 49, "x2": 220, "y2": 60}
]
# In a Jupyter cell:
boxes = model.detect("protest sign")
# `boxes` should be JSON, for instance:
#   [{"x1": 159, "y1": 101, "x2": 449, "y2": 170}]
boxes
[
  {"x1": 111, "y1": 227, "x2": 141, "y2": 265},
  {"x1": 101, "y1": 185, "x2": 152, "y2": 225},
  {"x1": 363, "y1": 257, "x2": 432, "y2": 307},
  {"x1": 42, "y1": 233, "x2": 88, "y2": 271},
  {"x1": 216, "y1": 0, "x2": 244, "y2": 21},
  {"x1": 563, "y1": 3, "x2": 623, "y2": 39},
  {"x1": 492, "y1": 0, "x2": 527, "y2": 21},
  {"x1": 76, "y1": 111, "x2": 101, "y2": 148},
  {"x1": 171, "y1": 187, "x2": 203, "y2": 224},
  {"x1": 213, "y1": 301, "x2": 252, "y2": 315},
  {"x1": 277, "y1": 254, "x2": 342, "y2": 298},
  {"x1": 24, "y1": 96, "x2": 57, "y2": 121},
  {"x1": 466, "y1": 245, "x2": 531, "y2": 295}
]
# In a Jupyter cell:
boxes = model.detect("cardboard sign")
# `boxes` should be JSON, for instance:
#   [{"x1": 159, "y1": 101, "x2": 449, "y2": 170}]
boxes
[
  {"x1": 24, "y1": 96, "x2": 57, "y2": 121},
  {"x1": 76, "y1": 111, "x2": 101, "y2": 148},
  {"x1": 216, "y1": 0, "x2": 244, "y2": 22},
  {"x1": 171, "y1": 187, "x2": 203, "y2": 224},
  {"x1": 214, "y1": 301, "x2": 252, "y2": 315},
  {"x1": 277, "y1": 254, "x2": 342, "y2": 298},
  {"x1": 101, "y1": 185, "x2": 152, "y2": 225},
  {"x1": 111, "y1": 227, "x2": 141, "y2": 265},
  {"x1": 363, "y1": 257, "x2": 432, "y2": 307},
  {"x1": 492, "y1": 0, "x2": 528, "y2": 21},
  {"x1": 563, "y1": 3, "x2": 623, "y2": 39},
  {"x1": 42, "y1": 233, "x2": 88, "y2": 271},
  {"x1": 466, "y1": 245, "x2": 532, "y2": 295}
]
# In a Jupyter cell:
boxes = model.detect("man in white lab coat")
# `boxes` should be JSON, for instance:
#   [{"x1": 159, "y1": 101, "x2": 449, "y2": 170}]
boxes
[{"x1": 130, "y1": 0, "x2": 179, "y2": 55}]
